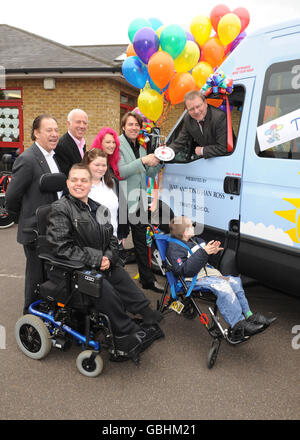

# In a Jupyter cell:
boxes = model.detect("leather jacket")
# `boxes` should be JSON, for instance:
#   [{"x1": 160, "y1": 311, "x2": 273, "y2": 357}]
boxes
[{"x1": 47, "y1": 194, "x2": 119, "y2": 269}]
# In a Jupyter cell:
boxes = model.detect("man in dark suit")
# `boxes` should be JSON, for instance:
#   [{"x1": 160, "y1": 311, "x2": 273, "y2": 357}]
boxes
[
  {"x1": 5, "y1": 114, "x2": 62, "y2": 313},
  {"x1": 169, "y1": 90, "x2": 229, "y2": 159},
  {"x1": 54, "y1": 108, "x2": 88, "y2": 176}
]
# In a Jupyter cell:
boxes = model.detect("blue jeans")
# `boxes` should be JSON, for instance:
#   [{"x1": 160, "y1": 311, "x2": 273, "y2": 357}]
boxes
[{"x1": 195, "y1": 276, "x2": 250, "y2": 328}]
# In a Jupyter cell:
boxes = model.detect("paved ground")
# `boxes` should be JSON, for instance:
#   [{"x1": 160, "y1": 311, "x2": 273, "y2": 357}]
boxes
[{"x1": 0, "y1": 225, "x2": 299, "y2": 421}]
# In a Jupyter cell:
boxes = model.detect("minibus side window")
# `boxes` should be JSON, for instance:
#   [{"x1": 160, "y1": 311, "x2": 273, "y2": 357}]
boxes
[
  {"x1": 256, "y1": 60, "x2": 300, "y2": 160},
  {"x1": 167, "y1": 86, "x2": 245, "y2": 163}
]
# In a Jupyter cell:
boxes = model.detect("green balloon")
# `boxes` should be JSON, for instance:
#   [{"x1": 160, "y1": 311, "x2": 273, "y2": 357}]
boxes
[
  {"x1": 128, "y1": 18, "x2": 152, "y2": 43},
  {"x1": 160, "y1": 24, "x2": 187, "y2": 59}
]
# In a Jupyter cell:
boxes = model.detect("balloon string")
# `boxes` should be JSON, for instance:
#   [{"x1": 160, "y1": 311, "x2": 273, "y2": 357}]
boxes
[{"x1": 157, "y1": 101, "x2": 173, "y2": 128}]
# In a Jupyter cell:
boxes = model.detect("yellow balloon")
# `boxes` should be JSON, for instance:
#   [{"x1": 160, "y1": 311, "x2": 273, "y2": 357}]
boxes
[
  {"x1": 192, "y1": 61, "x2": 213, "y2": 88},
  {"x1": 156, "y1": 25, "x2": 166, "y2": 51},
  {"x1": 218, "y1": 13, "x2": 241, "y2": 46},
  {"x1": 138, "y1": 89, "x2": 164, "y2": 122},
  {"x1": 190, "y1": 15, "x2": 212, "y2": 47},
  {"x1": 174, "y1": 41, "x2": 200, "y2": 73}
]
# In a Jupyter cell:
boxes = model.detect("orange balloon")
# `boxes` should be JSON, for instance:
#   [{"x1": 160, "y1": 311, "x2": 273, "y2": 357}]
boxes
[
  {"x1": 126, "y1": 43, "x2": 136, "y2": 57},
  {"x1": 148, "y1": 51, "x2": 175, "y2": 89},
  {"x1": 201, "y1": 37, "x2": 225, "y2": 69},
  {"x1": 168, "y1": 72, "x2": 196, "y2": 105}
]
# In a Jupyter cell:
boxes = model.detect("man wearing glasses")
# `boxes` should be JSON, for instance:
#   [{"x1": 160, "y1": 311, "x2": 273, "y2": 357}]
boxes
[{"x1": 169, "y1": 90, "x2": 229, "y2": 159}]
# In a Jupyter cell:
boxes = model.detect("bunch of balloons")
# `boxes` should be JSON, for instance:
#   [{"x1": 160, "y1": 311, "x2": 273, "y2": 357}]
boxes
[{"x1": 122, "y1": 5, "x2": 250, "y2": 123}]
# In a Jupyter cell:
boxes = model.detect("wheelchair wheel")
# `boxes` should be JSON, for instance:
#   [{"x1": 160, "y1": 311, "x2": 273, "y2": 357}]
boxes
[
  {"x1": 207, "y1": 339, "x2": 221, "y2": 369},
  {"x1": 15, "y1": 315, "x2": 52, "y2": 360},
  {"x1": 76, "y1": 350, "x2": 104, "y2": 377}
]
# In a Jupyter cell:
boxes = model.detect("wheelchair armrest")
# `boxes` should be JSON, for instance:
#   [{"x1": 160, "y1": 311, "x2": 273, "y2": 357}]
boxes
[{"x1": 38, "y1": 253, "x2": 85, "y2": 270}]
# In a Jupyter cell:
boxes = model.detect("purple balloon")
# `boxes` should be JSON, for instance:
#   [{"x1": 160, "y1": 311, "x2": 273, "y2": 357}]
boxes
[
  {"x1": 185, "y1": 31, "x2": 195, "y2": 42},
  {"x1": 230, "y1": 31, "x2": 247, "y2": 52},
  {"x1": 133, "y1": 27, "x2": 159, "y2": 64}
]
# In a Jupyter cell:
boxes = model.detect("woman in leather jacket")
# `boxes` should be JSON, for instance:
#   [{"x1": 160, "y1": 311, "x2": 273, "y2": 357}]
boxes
[{"x1": 46, "y1": 163, "x2": 163, "y2": 359}]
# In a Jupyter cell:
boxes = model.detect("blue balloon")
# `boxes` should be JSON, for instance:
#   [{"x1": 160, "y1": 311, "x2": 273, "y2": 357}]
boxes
[
  {"x1": 149, "y1": 17, "x2": 163, "y2": 31},
  {"x1": 122, "y1": 56, "x2": 148, "y2": 89},
  {"x1": 148, "y1": 76, "x2": 168, "y2": 94}
]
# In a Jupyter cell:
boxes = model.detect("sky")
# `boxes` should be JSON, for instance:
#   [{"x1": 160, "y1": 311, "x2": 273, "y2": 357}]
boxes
[{"x1": 3, "y1": 0, "x2": 300, "y2": 46}]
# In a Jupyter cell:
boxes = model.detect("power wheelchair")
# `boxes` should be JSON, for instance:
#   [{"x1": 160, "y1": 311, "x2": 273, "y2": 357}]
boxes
[
  {"x1": 15, "y1": 175, "x2": 141, "y2": 377},
  {"x1": 150, "y1": 226, "x2": 254, "y2": 369}
]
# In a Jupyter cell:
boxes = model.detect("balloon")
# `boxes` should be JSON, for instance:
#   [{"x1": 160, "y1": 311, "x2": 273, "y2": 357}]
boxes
[
  {"x1": 190, "y1": 15, "x2": 212, "y2": 47},
  {"x1": 232, "y1": 7, "x2": 250, "y2": 33},
  {"x1": 218, "y1": 13, "x2": 241, "y2": 46},
  {"x1": 148, "y1": 51, "x2": 175, "y2": 89},
  {"x1": 201, "y1": 37, "x2": 225, "y2": 69},
  {"x1": 138, "y1": 88, "x2": 164, "y2": 122},
  {"x1": 230, "y1": 31, "x2": 247, "y2": 52},
  {"x1": 156, "y1": 25, "x2": 166, "y2": 39},
  {"x1": 168, "y1": 72, "x2": 196, "y2": 105},
  {"x1": 122, "y1": 56, "x2": 148, "y2": 89},
  {"x1": 210, "y1": 4, "x2": 230, "y2": 33},
  {"x1": 192, "y1": 61, "x2": 213, "y2": 88},
  {"x1": 148, "y1": 77, "x2": 169, "y2": 94},
  {"x1": 160, "y1": 24, "x2": 187, "y2": 59},
  {"x1": 149, "y1": 17, "x2": 163, "y2": 31},
  {"x1": 128, "y1": 18, "x2": 152, "y2": 43},
  {"x1": 126, "y1": 43, "x2": 136, "y2": 57},
  {"x1": 133, "y1": 27, "x2": 159, "y2": 64},
  {"x1": 174, "y1": 41, "x2": 200, "y2": 73},
  {"x1": 185, "y1": 31, "x2": 195, "y2": 42}
]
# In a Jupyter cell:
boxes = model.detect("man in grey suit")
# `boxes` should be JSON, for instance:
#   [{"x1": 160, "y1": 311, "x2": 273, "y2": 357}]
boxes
[
  {"x1": 118, "y1": 111, "x2": 164, "y2": 293},
  {"x1": 169, "y1": 90, "x2": 229, "y2": 159},
  {"x1": 5, "y1": 114, "x2": 62, "y2": 313}
]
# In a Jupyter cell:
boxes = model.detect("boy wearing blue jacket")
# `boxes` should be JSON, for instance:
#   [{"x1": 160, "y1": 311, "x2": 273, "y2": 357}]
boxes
[{"x1": 166, "y1": 216, "x2": 276, "y2": 340}]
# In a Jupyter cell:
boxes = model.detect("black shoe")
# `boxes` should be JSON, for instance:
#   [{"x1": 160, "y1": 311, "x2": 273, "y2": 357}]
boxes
[
  {"x1": 138, "y1": 323, "x2": 165, "y2": 352},
  {"x1": 141, "y1": 281, "x2": 164, "y2": 293},
  {"x1": 110, "y1": 332, "x2": 143, "y2": 364},
  {"x1": 247, "y1": 312, "x2": 277, "y2": 328},
  {"x1": 230, "y1": 319, "x2": 264, "y2": 341}
]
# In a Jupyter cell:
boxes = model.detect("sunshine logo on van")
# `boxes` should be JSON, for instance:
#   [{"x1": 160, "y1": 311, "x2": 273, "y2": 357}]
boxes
[
  {"x1": 274, "y1": 178, "x2": 300, "y2": 243},
  {"x1": 265, "y1": 123, "x2": 284, "y2": 144}
]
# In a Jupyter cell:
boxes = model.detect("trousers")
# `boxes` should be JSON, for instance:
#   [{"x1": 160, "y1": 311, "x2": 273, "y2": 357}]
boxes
[
  {"x1": 195, "y1": 275, "x2": 251, "y2": 328},
  {"x1": 23, "y1": 243, "x2": 44, "y2": 314},
  {"x1": 129, "y1": 221, "x2": 156, "y2": 286},
  {"x1": 88, "y1": 266, "x2": 150, "y2": 336}
]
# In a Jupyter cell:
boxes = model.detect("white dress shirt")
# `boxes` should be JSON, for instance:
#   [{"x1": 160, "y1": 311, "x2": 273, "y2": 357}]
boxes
[
  {"x1": 36, "y1": 142, "x2": 63, "y2": 199},
  {"x1": 89, "y1": 179, "x2": 119, "y2": 237}
]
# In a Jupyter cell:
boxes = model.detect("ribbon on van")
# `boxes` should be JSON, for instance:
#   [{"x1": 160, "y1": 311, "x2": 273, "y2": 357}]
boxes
[{"x1": 201, "y1": 71, "x2": 234, "y2": 153}]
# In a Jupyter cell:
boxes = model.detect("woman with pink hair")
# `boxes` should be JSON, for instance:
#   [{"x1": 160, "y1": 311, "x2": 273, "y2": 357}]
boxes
[{"x1": 91, "y1": 127, "x2": 122, "y2": 180}]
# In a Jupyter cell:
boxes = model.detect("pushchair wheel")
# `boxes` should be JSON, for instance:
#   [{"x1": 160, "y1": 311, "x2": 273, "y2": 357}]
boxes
[
  {"x1": 76, "y1": 350, "x2": 104, "y2": 377},
  {"x1": 207, "y1": 339, "x2": 220, "y2": 369},
  {"x1": 15, "y1": 314, "x2": 52, "y2": 360}
]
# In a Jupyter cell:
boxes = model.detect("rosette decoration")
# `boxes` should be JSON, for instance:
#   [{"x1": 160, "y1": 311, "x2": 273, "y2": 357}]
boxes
[
  {"x1": 201, "y1": 71, "x2": 233, "y2": 98},
  {"x1": 201, "y1": 71, "x2": 234, "y2": 153}
]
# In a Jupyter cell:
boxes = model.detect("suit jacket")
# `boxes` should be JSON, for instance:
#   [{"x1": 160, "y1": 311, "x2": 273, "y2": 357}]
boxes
[
  {"x1": 118, "y1": 134, "x2": 163, "y2": 214},
  {"x1": 54, "y1": 131, "x2": 86, "y2": 176},
  {"x1": 169, "y1": 105, "x2": 229, "y2": 159},
  {"x1": 5, "y1": 143, "x2": 59, "y2": 245}
]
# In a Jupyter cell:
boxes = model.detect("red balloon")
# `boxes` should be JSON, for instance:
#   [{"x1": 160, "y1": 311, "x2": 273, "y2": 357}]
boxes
[
  {"x1": 210, "y1": 4, "x2": 231, "y2": 33},
  {"x1": 233, "y1": 7, "x2": 250, "y2": 33}
]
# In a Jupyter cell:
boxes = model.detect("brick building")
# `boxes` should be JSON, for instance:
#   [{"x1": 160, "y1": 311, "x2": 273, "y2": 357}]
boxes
[{"x1": 0, "y1": 24, "x2": 184, "y2": 162}]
